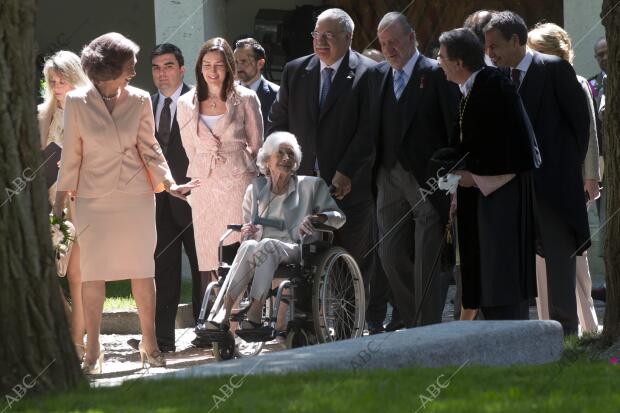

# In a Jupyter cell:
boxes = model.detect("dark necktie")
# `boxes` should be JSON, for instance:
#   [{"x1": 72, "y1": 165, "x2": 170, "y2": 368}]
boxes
[
  {"x1": 511, "y1": 68, "x2": 521, "y2": 89},
  {"x1": 319, "y1": 67, "x2": 334, "y2": 109},
  {"x1": 158, "y1": 97, "x2": 172, "y2": 151}
]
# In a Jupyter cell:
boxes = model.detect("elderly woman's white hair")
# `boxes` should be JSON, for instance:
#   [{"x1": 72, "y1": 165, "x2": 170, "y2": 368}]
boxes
[{"x1": 256, "y1": 132, "x2": 302, "y2": 175}]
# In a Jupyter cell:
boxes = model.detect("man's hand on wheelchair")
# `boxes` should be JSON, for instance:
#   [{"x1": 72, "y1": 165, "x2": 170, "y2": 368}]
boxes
[
  {"x1": 331, "y1": 171, "x2": 351, "y2": 200},
  {"x1": 299, "y1": 214, "x2": 327, "y2": 236}
]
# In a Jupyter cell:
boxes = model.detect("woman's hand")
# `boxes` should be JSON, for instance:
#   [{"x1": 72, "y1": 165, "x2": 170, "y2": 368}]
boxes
[
  {"x1": 299, "y1": 214, "x2": 327, "y2": 237},
  {"x1": 241, "y1": 223, "x2": 261, "y2": 238},
  {"x1": 454, "y1": 170, "x2": 475, "y2": 188},
  {"x1": 166, "y1": 179, "x2": 201, "y2": 201},
  {"x1": 584, "y1": 179, "x2": 600, "y2": 202}
]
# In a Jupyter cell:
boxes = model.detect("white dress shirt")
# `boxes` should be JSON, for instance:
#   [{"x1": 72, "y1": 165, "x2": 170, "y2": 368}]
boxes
[
  {"x1": 154, "y1": 83, "x2": 184, "y2": 132},
  {"x1": 392, "y1": 49, "x2": 420, "y2": 87},
  {"x1": 511, "y1": 48, "x2": 534, "y2": 87},
  {"x1": 319, "y1": 53, "x2": 346, "y2": 92},
  {"x1": 244, "y1": 75, "x2": 263, "y2": 92}
]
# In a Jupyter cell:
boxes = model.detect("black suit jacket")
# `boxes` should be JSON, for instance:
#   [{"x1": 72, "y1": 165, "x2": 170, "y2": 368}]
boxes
[
  {"x1": 368, "y1": 55, "x2": 460, "y2": 221},
  {"x1": 518, "y1": 51, "x2": 590, "y2": 253},
  {"x1": 254, "y1": 77, "x2": 279, "y2": 133},
  {"x1": 268, "y1": 50, "x2": 375, "y2": 207},
  {"x1": 152, "y1": 83, "x2": 192, "y2": 226}
]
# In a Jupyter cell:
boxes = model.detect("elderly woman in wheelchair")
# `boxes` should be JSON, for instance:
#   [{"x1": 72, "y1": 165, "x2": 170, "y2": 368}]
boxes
[{"x1": 204, "y1": 131, "x2": 346, "y2": 336}]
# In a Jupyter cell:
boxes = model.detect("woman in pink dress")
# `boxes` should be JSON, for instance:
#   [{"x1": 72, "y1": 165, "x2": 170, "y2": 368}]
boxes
[{"x1": 177, "y1": 38, "x2": 263, "y2": 278}]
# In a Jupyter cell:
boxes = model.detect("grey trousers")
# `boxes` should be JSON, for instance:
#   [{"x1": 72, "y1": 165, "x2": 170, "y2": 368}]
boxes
[
  {"x1": 376, "y1": 163, "x2": 444, "y2": 326},
  {"x1": 226, "y1": 239, "x2": 300, "y2": 302}
]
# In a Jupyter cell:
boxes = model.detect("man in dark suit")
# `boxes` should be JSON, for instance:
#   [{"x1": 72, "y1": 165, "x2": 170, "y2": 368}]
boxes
[
  {"x1": 438, "y1": 27, "x2": 539, "y2": 320},
  {"x1": 484, "y1": 11, "x2": 590, "y2": 335},
  {"x1": 268, "y1": 8, "x2": 378, "y2": 314},
  {"x1": 234, "y1": 38, "x2": 279, "y2": 133},
  {"x1": 149, "y1": 44, "x2": 201, "y2": 351},
  {"x1": 368, "y1": 12, "x2": 460, "y2": 328}
]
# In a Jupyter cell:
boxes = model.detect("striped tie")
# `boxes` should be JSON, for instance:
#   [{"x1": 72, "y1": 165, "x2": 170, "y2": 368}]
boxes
[{"x1": 393, "y1": 69, "x2": 406, "y2": 100}]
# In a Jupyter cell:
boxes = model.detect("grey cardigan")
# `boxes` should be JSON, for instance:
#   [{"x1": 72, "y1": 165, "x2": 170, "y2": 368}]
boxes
[{"x1": 242, "y1": 175, "x2": 345, "y2": 243}]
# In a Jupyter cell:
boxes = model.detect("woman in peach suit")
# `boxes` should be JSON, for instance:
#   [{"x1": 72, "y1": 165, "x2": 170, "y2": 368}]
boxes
[
  {"x1": 55, "y1": 33, "x2": 198, "y2": 374},
  {"x1": 177, "y1": 38, "x2": 263, "y2": 277},
  {"x1": 38, "y1": 50, "x2": 90, "y2": 359}
]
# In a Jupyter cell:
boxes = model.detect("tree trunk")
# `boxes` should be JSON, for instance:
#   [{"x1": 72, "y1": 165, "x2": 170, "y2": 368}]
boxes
[
  {"x1": 0, "y1": 0, "x2": 84, "y2": 396},
  {"x1": 602, "y1": 0, "x2": 620, "y2": 344}
]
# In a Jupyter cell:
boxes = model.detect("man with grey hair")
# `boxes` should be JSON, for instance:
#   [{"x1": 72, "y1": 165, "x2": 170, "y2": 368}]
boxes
[
  {"x1": 368, "y1": 12, "x2": 459, "y2": 328},
  {"x1": 268, "y1": 8, "x2": 378, "y2": 315}
]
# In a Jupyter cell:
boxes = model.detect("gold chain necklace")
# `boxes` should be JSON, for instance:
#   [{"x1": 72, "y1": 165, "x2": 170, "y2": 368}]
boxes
[{"x1": 458, "y1": 90, "x2": 472, "y2": 142}]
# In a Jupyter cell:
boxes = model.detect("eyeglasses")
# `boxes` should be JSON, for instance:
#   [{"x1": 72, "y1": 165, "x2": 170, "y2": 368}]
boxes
[{"x1": 310, "y1": 31, "x2": 344, "y2": 40}]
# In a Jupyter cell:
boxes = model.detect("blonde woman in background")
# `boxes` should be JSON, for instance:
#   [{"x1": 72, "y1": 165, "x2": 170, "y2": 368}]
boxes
[
  {"x1": 528, "y1": 22, "x2": 600, "y2": 334},
  {"x1": 38, "y1": 50, "x2": 90, "y2": 359}
]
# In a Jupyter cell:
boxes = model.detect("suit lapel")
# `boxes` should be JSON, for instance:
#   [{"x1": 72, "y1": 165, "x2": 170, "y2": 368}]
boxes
[
  {"x1": 302, "y1": 56, "x2": 320, "y2": 126},
  {"x1": 519, "y1": 52, "x2": 545, "y2": 127},
  {"x1": 86, "y1": 85, "x2": 122, "y2": 153},
  {"x1": 319, "y1": 51, "x2": 356, "y2": 121},
  {"x1": 400, "y1": 55, "x2": 427, "y2": 142}
]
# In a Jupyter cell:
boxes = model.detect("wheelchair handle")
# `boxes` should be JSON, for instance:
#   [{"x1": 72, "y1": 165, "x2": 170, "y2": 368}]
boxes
[{"x1": 227, "y1": 224, "x2": 243, "y2": 231}]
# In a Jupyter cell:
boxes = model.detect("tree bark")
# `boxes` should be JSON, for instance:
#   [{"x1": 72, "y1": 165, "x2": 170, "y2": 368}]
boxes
[
  {"x1": 0, "y1": 0, "x2": 84, "y2": 396},
  {"x1": 602, "y1": 0, "x2": 620, "y2": 344}
]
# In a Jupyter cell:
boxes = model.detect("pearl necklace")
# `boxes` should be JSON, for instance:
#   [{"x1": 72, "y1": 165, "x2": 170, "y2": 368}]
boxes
[{"x1": 99, "y1": 89, "x2": 120, "y2": 101}]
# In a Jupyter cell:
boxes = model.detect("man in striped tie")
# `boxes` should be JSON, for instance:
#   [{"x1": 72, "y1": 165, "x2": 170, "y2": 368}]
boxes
[{"x1": 367, "y1": 12, "x2": 460, "y2": 329}]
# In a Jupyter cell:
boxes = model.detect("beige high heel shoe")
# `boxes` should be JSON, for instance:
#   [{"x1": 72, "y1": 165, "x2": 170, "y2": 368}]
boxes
[
  {"x1": 81, "y1": 346, "x2": 104, "y2": 375},
  {"x1": 138, "y1": 341, "x2": 166, "y2": 368}
]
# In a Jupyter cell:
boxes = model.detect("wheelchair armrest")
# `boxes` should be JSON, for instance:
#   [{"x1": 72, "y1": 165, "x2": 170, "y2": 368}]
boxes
[
  {"x1": 227, "y1": 224, "x2": 243, "y2": 231},
  {"x1": 310, "y1": 217, "x2": 336, "y2": 232}
]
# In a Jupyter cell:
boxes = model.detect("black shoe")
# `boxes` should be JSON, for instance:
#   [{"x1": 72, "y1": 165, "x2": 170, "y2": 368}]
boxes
[
  {"x1": 385, "y1": 320, "x2": 405, "y2": 332},
  {"x1": 367, "y1": 321, "x2": 385, "y2": 335},
  {"x1": 127, "y1": 338, "x2": 140, "y2": 350},
  {"x1": 191, "y1": 336, "x2": 212, "y2": 349},
  {"x1": 592, "y1": 287, "x2": 606, "y2": 302},
  {"x1": 127, "y1": 338, "x2": 175, "y2": 353}
]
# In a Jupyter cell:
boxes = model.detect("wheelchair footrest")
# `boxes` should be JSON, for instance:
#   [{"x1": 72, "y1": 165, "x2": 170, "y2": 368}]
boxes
[
  {"x1": 195, "y1": 326, "x2": 232, "y2": 343},
  {"x1": 235, "y1": 326, "x2": 275, "y2": 343}
]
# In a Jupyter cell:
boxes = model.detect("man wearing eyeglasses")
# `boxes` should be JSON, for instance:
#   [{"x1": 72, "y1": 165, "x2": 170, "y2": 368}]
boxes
[
  {"x1": 268, "y1": 8, "x2": 378, "y2": 315},
  {"x1": 234, "y1": 38, "x2": 279, "y2": 132}
]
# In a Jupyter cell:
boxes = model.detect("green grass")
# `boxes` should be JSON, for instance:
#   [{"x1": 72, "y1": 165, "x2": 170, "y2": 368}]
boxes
[
  {"x1": 15, "y1": 360, "x2": 620, "y2": 413},
  {"x1": 101, "y1": 279, "x2": 193, "y2": 311},
  {"x1": 59, "y1": 277, "x2": 194, "y2": 311}
]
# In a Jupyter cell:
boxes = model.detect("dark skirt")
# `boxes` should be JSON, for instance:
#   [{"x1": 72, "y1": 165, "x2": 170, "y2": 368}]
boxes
[{"x1": 457, "y1": 172, "x2": 536, "y2": 309}]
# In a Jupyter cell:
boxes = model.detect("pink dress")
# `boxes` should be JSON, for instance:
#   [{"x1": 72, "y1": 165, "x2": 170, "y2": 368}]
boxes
[{"x1": 177, "y1": 85, "x2": 263, "y2": 270}]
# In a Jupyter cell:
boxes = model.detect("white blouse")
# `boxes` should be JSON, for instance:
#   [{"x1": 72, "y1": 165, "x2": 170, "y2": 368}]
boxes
[
  {"x1": 47, "y1": 107, "x2": 64, "y2": 147},
  {"x1": 199, "y1": 113, "x2": 224, "y2": 131}
]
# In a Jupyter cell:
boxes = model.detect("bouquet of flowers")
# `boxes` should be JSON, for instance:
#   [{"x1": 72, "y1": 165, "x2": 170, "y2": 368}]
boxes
[{"x1": 50, "y1": 209, "x2": 76, "y2": 277}]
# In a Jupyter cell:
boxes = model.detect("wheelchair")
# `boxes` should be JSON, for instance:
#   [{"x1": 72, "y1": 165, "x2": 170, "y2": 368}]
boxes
[{"x1": 194, "y1": 219, "x2": 366, "y2": 361}]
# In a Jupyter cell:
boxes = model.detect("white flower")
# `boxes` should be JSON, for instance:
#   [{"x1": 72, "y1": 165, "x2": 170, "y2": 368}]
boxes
[{"x1": 50, "y1": 224, "x2": 64, "y2": 247}]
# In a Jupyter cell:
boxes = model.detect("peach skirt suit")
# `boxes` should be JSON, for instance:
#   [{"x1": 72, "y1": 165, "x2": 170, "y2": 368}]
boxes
[
  {"x1": 176, "y1": 85, "x2": 263, "y2": 271},
  {"x1": 57, "y1": 85, "x2": 174, "y2": 281}
]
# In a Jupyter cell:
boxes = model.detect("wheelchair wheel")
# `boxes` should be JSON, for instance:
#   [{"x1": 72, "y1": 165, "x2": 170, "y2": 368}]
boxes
[
  {"x1": 312, "y1": 247, "x2": 365, "y2": 343},
  {"x1": 285, "y1": 328, "x2": 310, "y2": 349},
  {"x1": 212, "y1": 333, "x2": 236, "y2": 361}
]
